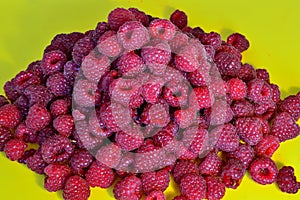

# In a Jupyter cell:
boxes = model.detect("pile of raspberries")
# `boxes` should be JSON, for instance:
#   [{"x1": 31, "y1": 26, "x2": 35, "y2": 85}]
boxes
[{"x1": 0, "y1": 7, "x2": 300, "y2": 200}]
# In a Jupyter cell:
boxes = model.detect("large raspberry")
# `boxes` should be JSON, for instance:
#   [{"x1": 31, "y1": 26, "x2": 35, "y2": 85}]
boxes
[
  {"x1": 214, "y1": 51, "x2": 241, "y2": 77},
  {"x1": 12, "y1": 70, "x2": 41, "y2": 92},
  {"x1": 201, "y1": 32, "x2": 222, "y2": 49},
  {"x1": 194, "y1": 86, "x2": 214, "y2": 109},
  {"x1": 279, "y1": 95, "x2": 300, "y2": 121},
  {"x1": 163, "y1": 80, "x2": 189, "y2": 108},
  {"x1": 53, "y1": 114, "x2": 74, "y2": 137},
  {"x1": 149, "y1": 19, "x2": 176, "y2": 41},
  {"x1": 141, "y1": 168, "x2": 170, "y2": 194},
  {"x1": 41, "y1": 50, "x2": 67, "y2": 75},
  {"x1": 72, "y1": 36, "x2": 95, "y2": 65},
  {"x1": 227, "y1": 33, "x2": 250, "y2": 52},
  {"x1": 116, "y1": 52, "x2": 145, "y2": 77},
  {"x1": 205, "y1": 176, "x2": 226, "y2": 200},
  {"x1": 113, "y1": 175, "x2": 142, "y2": 200},
  {"x1": 199, "y1": 151, "x2": 223, "y2": 176},
  {"x1": 276, "y1": 166, "x2": 300, "y2": 194},
  {"x1": 254, "y1": 135, "x2": 280, "y2": 157},
  {"x1": 63, "y1": 175, "x2": 90, "y2": 200},
  {"x1": 97, "y1": 30, "x2": 123, "y2": 57},
  {"x1": 221, "y1": 159, "x2": 246, "y2": 189},
  {"x1": 50, "y1": 98, "x2": 70, "y2": 117},
  {"x1": 249, "y1": 157, "x2": 278, "y2": 185},
  {"x1": 235, "y1": 117, "x2": 263, "y2": 146},
  {"x1": 227, "y1": 78, "x2": 247, "y2": 100},
  {"x1": 44, "y1": 163, "x2": 72, "y2": 192},
  {"x1": 96, "y1": 143, "x2": 122, "y2": 168},
  {"x1": 247, "y1": 78, "x2": 272, "y2": 104},
  {"x1": 46, "y1": 72, "x2": 70, "y2": 97},
  {"x1": 172, "y1": 160, "x2": 199, "y2": 183},
  {"x1": 226, "y1": 144, "x2": 255, "y2": 168},
  {"x1": 180, "y1": 174, "x2": 207, "y2": 200},
  {"x1": 4, "y1": 139, "x2": 27, "y2": 161},
  {"x1": 69, "y1": 149, "x2": 94, "y2": 176},
  {"x1": 108, "y1": 8, "x2": 136, "y2": 31},
  {"x1": 170, "y1": 9, "x2": 187, "y2": 30},
  {"x1": 25, "y1": 104, "x2": 51, "y2": 132},
  {"x1": 0, "y1": 104, "x2": 21, "y2": 129},
  {"x1": 214, "y1": 123, "x2": 239, "y2": 152}
]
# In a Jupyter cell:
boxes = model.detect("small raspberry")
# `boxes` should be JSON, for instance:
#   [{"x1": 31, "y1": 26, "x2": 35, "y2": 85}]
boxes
[
  {"x1": 142, "y1": 82, "x2": 163, "y2": 104},
  {"x1": 141, "y1": 168, "x2": 170, "y2": 194},
  {"x1": 25, "y1": 104, "x2": 51, "y2": 132},
  {"x1": 53, "y1": 114, "x2": 74, "y2": 137},
  {"x1": 46, "y1": 72, "x2": 70, "y2": 97},
  {"x1": 172, "y1": 160, "x2": 199, "y2": 183},
  {"x1": 163, "y1": 81, "x2": 189, "y2": 108},
  {"x1": 247, "y1": 78, "x2": 272, "y2": 104},
  {"x1": 276, "y1": 166, "x2": 300, "y2": 194},
  {"x1": 24, "y1": 85, "x2": 54, "y2": 107},
  {"x1": 270, "y1": 83, "x2": 281, "y2": 103},
  {"x1": 227, "y1": 78, "x2": 247, "y2": 100},
  {"x1": 115, "y1": 130, "x2": 144, "y2": 151},
  {"x1": 128, "y1": 8, "x2": 149, "y2": 26},
  {"x1": 41, "y1": 134, "x2": 74, "y2": 164},
  {"x1": 231, "y1": 100, "x2": 254, "y2": 117},
  {"x1": 213, "y1": 123, "x2": 239, "y2": 152},
  {"x1": 227, "y1": 33, "x2": 250, "y2": 52},
  {"x1": 221, "y1": 159, "x2": 246, "y2": 189},
  {"x1": 17, "y1": 149, "x2": 36, "y2": 164},
  {"x1": 256, "y1": 68, "x2": 270, "y2": 83},
  {"x1": 72, "y1": 36, "x2": 95, "y2": 65},
  {"x1": 214, "y1": 51, "x2": 241, "y2": 77},
  {"x1": 170, "y1": 9, "x2": 187, "y2": 30},
  {"x1": 4, "y1": 139, "x2": 27, "y2": 161},
  {"x1": 85, "y1": 160, "x2": 115, "y2": 188},
  {"x1": 113, "y1": 175, "x2": 142, "y2": 200},
  {"x1": 0, "y1": 104, "x2": 21, "y2": 129},
  {"x1": 97, "y1": 30, "x2": 123, "y2": 57},
  {"x1": 63, "y1": 60, "x2": 80, "y2": 85},
  {"x1": 44, "y1": 163, "x2": 72, "y2": 192},
  {"x1": 249, "y1": 157, "x2": 278, "y2": 185},
  {"x1": 63, "y1": 175, "x2": 90, "y2": 200},
  {"x1": 108, "y1": 8, "x2": 135, "y2": 31},
  {"x1": 279, "y1": 95, "x2": 300, "y2": 121},
  {"x1": 216, "y1": 44, "x2": 242, "y2": 61},
  {"x1": 149, "y1": 19, "x2": 175, "y2": 41},
  {"x1": 194, "y1": 87, "x2": 214, "y2": 109},
  {"x1": 237, "y1": 63, "x2": 256, "y2": 82},
  {"x1": 200, "y1": 32, "x2": 222, "y2": 49},
  {"x1": 96, "y1": 143, "x2": 122, "y2": 168},
  {"x1": 145, "y1": 190, "x2": 166, "y2": 200},
  {"x1": 41, "y1": 50, "x2": 67, "y2": 75},
  {"x1": 27, "y1": 149, "x2": 48, "y2": 174},
  {"x1": 235, "y1": 117, "x2": 263, "y2": 146},
  {"x1": 73, "y1": 79, "x2": 97, "y2": 107},
  {"x1": 116, "y1": 51, "x2": 145, "y2": 77},
  {"x1": 0, "y1": 126, "x2": 12, "y2": 151},
  {"x1": 205, "y1": 176, "x2": 226, "y2": 200},
  {"x1": 15, "y1": 122, "x2": 37, "y2": 143},
  {"x1": 180, "y1": 174, "x2": 207, "y2": 200},
  {"x1": 254, "y1": 135, "x2": 280, "y2": 157},
  {"x1": 69, "y1": 149, "x2": 94, "y2": 176},
  {"x1": 4, "y1": 80, "x2": 20, "y2": 102},
  {"x1": 12, "y1": 70, "x2": 41, "y2": 92},
  {"x1": 50, "y1": 99, "x2": 70, "y2": 117},
  {"x1": 199, "y1": 151, "x2": 223, "y2": 176},
  {"x1": 226, "y1": 144, "x2": 255, "y2": 168}
]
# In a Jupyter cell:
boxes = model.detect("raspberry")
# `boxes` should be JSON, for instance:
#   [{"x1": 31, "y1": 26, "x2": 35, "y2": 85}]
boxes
[
  {"x1": 256, "y1": 68, "x2": 270, "y2": 83},
  {"x1": 145, "y1": 191, "x2": 166, "y2": 200},
  {"x1": 235, "y1": 117, "x2": 263, "y2": 146},
  {"x1": 270, "y1": 83, "x2": 281, "y2": 103},
  {"x1": 173, "y1": 195, "x2": 188, "y2": 200},
  {"x1": 254, "y1": 135, "x2": 280, "y2": 157},
  {"x1": 85, "y1": 160, "x2": 115, "y2": 188},
  {"x1": 180, "y1": 174, "x2": 207, "y2": 200},
  {"x1": 128, "y1": 8, "x2": 150, "y2": 27},
  {"x1": 118, "y1": 21, "x2": 150, "y2": 51},
  {"x1": 231, "y1": 100, "x2": 254, "y2": 117},
  {"x1": 69, "y1": 149, "x2": 94, "y2": 176},
  {"x1": 270, "y1": 112, "x2": 300, "y2": 142},
  {"x1": 116, "y1": 52, "x2": 145, "y2": 77},
  {"x1": 13, "y1": 95, "x2": 29, "y2": 118},
  {"x1": 73, "y1": 79, "x2": 97, "y2": 107},
  {"x1": 170, "y1": 9, "x2": 188, "y2": 30},
  {"x1": 227, "y1": 78, "x2": 247, "y2": 100},
  {"x1": 46, "y1": 72, "x2": 70, "y2": 97},
  {"x1": 96, "y1": 143, "x2": 122, "y2": 168},
  {"x1": 36, "y1": 125, "x2": 56, "y2": 145},
  {"x1": 108, "y1": 8, "x2": 136, "y2": 31},
  {"x1": 115, "y1": 152, "x2": 135, "y2": 174},
  {"x1": 227, "y1": 33, "x2": 250, "y2": 52},
  {"x1": 199, "y1": 151, "x2": 223, "y2": 176},
  {"x1": 63, "y1": 175, "x2": 90, "y2": 200},
  {"x1": 279, "y1": 95, "x2": 300, "y2": 121},
  {"x1": 200, "y1": 32, "x2": 222, "y2": 49},
  {"x1": 214, "y1": 51, "x2": 241, "y2": 77},
  {"x1": 173, "y1": 108, "x2": 198, "y2": 129},
  {"x1": 97, "y1": 30, "x2": 123, "y2": 57},
  {"x1": 190, "y1": 27, "x2": 205, "y2": 39},
  {"x1": 0, "y1": 95, "x2": 9, "y2": 107},
  {"x1": 221, "y1": 159, "x2": 246, "y2": 189},
  {"x1": 27, "y1": 149, "x2": 48, "y2": 174},
  {"x1": 15, "y1": 122, "x2": 37, "y2": 143},
  {"x1": 4, "y1": 139, "x2": 27, "y2": 161},
  {"x1": 50, "y1": 99, "x2": 70, "y2": 117},
  {"x1": 216, "y1": 44, "x2": 242, "y2": 61},
  {"x1": 25, "y1": 104, "x2": 51, "y2": 132},
  {"x1": 163, "y1": 81, "x2": 189, "y2": 108},
  {"x1": 72, "y1": 36, "x2": 95, "y2": 65},
  {"x1": 24, "y1": 85, "x2": 54, "y2": 107},
  {"x1": 149, "y1": 19, "x2": 176, "y2": 41},
  {"x1": 12, "y1": 70, "x2": 41, "y2": 92},
  {"x1": 208, "y1": 76, "x2": 227, "y2": 98},
  {"x1": 142, "y1": 82, "x2": 163, "y2": 104},
  {"x1": 53, "y1": 114, "x2": 74, "y2": 137},
  {"x1": 194, "y1": 86, "x2": 214, "y2": 109},
  {"x1": 17, "y1": 149, "x2": 36, "y2": 164},
  {"x1": 95, "y1": 22, "x2": 109, "y2": 36},
  {"x1": 208, "y1": 99, "x2": 233, "y2": 125},
  {"x1": 27, "y1": 60, "x2": 44, "y2": 78},
  {"x1": 4, "y1": 80, "x2": 20, "y2": 102},
  {"x1": 169, "y1": 32, "x2": 189, "y2": 53},
  {"x1": 186, "y1": 67, "x2": 211, "y2": 87},
  {"x1": 175, "y1": 142, "x2": 199, "y2": 160},
  {"x1": 113, "y1": 175, "x2": 142, "y2": 200},
  {"x1": 276, "y1": 166, "x2": 300, "y2": 194},
  {"x1": 41, "y1": 134, "x2": 74, "y2": 164},
  {"x1": 237, "y1": 63, "x2": 256, "y2": 82},
  {"x1": 63, "y1": 60, "x2": 80, "y2": 85},
  {"x1": 44, "y1": 163, "x2": 72, "y2": 192},
  {"x1": 172, "y1": 160, "x2": 199, "y2": 183},
  {"x1": 249, "y1": 157, "x2": 278, "y2": 185},
  {"x1": 0, "y1": 126, "x2": 12, "y2": 151},
  {"x1": 41, "y1": 50, "x2": 67, "y2": 75},
  {"x1": 88, "y1": 114, "x2": 112, "y2": 138},
  {"x1": 205, "y1": 176, "x2": 226, "y2": 200},
  {"x1": 141, "y1": 168, "x2": 170, "y2": 194},
  {"x1": 0, "y1": 104, "x2": 21, "y2": 129},
  {"x1": 116, "y1": 129, "x2": 144, "y2": 151},
  {"x1": 182, "y1": 126, "x2": 208, "y2": 154},
  {"x1": 247, "y1": 78, "x2": 272, "y2": 104},
  {"x1": 213, "y1": 123, "x2": 239, "y2": 152},
  {"x1": 226, "y1": 144, "x2": 255, "y2": 168}
]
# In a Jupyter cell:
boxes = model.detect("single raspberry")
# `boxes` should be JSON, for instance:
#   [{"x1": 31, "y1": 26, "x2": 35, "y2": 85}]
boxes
[
  {"x1": 276, "y1": 166, "x2": 300, "y2": 194},
  {"x1": 46, "y1": 72, "x2": 70, "y2": 97},
  {"x1": 227, "y1": 33, "x2": 250, "y2": 52},
  {"x1": 254, "y1": 135, "x2": 279, "y2": 157},
  {"x1": 4, "y1": 139, "x2": 27, "y2": 161},
  {"x1": 0, "y1": 104, "x2": 21, "y2": 129},
  {"x1": 235, "y1": 117, "x2": 263, "y2": 145},
  {"x1": 128, "y1": 8, "x2": 149, "y2": 27},
  {"x1": 108, "y1": 8, "x2": 135, "y2": 31},
  {"x1": 256, "y1": 69, "x2": 270, "y2": 83},
  {"x1": 0, "y1": 95, "x2": 9, "y2": 107},
  {"x1": 53, "y1": 114, "x2": 74, "y2": 137},
  {"x1": 97, "y1": 30, "x2": 122, "y2": 57},
  {"x1": 17, "y1": 149, "x2": 36, "y2": 164},
  {"x1": 221, "y1": 159, "x2": 246, "y2": 189},
  {"x1": 208, "y1": 76, "x2": 227, "y2": 98},
  {"x1": 213, "y1": 123, "x2": 239, "y2": 152},
  {"x1": 96, "y1": 143, "x2": 122, "y2": 168},
  {"x1": 72, "y1": 36, "x2": 95, "y2": 65},
  {"x1": 200, "y1": 32, "x2": 222, "y2": 49},
  {"x1": 149, "y1": 19, "x2": 175, "y2": 41},
  {"x1": 69, "y1": 149, "x2": 94, "y2": 176},
  {"x1": 216, "y1": 44, "x2": 242, "y2": 61},
  {"x1": 190, "y1": 26, "x2": 205, "y2": 39},
  {"x1": 270, "y1": 83, "x2": 281, "y2": 103},
  {"x1": 208, "y1": 99, "x2": 233, "y2": 126},
  {"x1": 4, "y1": 80, "x2": 20, "y2": 102},
  {"x1": 199, "y1": 151, "x2": 223, "y2": 176},
  {"x1": 247, "y1": 78, "x2": 272, "y2": 104},
  {"x1": 27, "y1": 149, "x2": 48, "y2": 174},
  {"x1": 118, "y1": 21, "x2": 150, "y2": 51},
  {"x1": 170, "y1": 9, "x2": 187, "y2": 30},
  {"x1": 41, "y1": 50, "x2": 67, "y2": 75},
  {"x1": 173, "y1": 108, "x2": 198, "y2": 129},
  {"x1": 270, "y1": 112, "x2": 300, "y2": 142},
  {"x1": 25, "y1": 104, "x2": 51, "y2": 132},
  {"x1": 63, "y1": 60, "x2": 80, "y2": 85},
  {"x1": 142, "y1": 82, "x2": 163, "y2": 104},
  {"x1": 226, "y1": 144, "x2": 255, "y2": 168},
  {"x1": 205, "y1": 176, "x2": 226, "y2": 200},
  {"x1": 116, "y1": 52, "x2": 145, "y2": 77},
  {"x1": 41, "y1": 134, "x2": 74, "y2": 164},
  {"x1": 0, "y1": 126, "x2": 12, "y2": 151},
  {"x1": 73, "y1": 79, "x2": 97, "y2": 108},
  {"x1": 44, "y1": 163, "x2": 72, "y2": 192},
  {"x1": 24, "y1": 85, "x2": 54, "y2": 107},
  {"x1": 255, "y1": 100, "x2": 276, "y2": 116},
  {"x1": 194, "y1": 87, "x2": 214, "y2": 109},
  {"x1": 115, "y1": 130, "x2": 144, "y2": 151},
  {"x1": 237, "y1": 63, "x2": 256, "y2": 82},
  {"x1": 63, "y1": 175, "x2": 90, "y2": 200},
  {"x1": 27, "y1": 60, "x2": 44, "y2": 78},
  {"x1": 113, "y1": 175, "x2": 142, "y2": 200},
  {"x1": 85, "y1": 160, "x2": 115, "y2": 188},
  {"x1": 95, "y1": 22, "x2": 109, "y2": 35},
  {"x1": 141, "y1": 168, "x2": 170, "y2": 194},
  {"x1": 12, "y1": 70, "x2": 41, "y2": 92},
  {"x1": 15, "y1": 122, "x2": 37, "y2": 143},
  {"x1": 231, "y1": 100, "x2": 254, "y2": 117},
  {"x1": 249, "y1": 157, "x2": 278, "y2": 185},
  {"x1": 180, "y1": 174, "x2": 207, "y2": 200},
  {"x1": 50, "y1": 99, "x2": 70, "y2": 117},
  {"x1": 279, "y1": 95, "x2": 300, "y2": 121},
  {"x1": 145, "y1": 191, "x2": 166, "y2": 200},
  {"x1": 186, "y1": 67, "x2": 211, "y2": 87},
  {"x1": 214, "y1": 51, "x2": 241, "y2": 77},
  {"x1": 163, "y1": 81, "x2": 189, "y2": 108},
  {"x1": 172, "y1": 160, "x2": 199, "y2": 183},
  {"x1": 227, "y1": 78, "x2": 247, "y2": 100},
  {"x1": 173, "y1": 195, "x2": 188, "y2": 200}
]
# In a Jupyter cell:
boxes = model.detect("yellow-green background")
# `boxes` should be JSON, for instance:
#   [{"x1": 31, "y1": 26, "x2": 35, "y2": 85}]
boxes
[{"x1": 0, "y1": 0, "x2": 300, "y2": 199}]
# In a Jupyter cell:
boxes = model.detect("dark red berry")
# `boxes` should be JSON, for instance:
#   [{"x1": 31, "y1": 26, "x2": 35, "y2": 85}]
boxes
[
  {"x1": 170, "y1": 9, "x2": 188, "y2": 30},
  {"x1": 249, "y1": 157, "x2": 278, "y2": 185},
  {"x1": 63, "y1": 175, "x2": 90, "y2": 200}
]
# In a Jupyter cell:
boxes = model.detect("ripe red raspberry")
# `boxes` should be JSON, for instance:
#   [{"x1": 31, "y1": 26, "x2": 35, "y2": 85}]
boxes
[
  {"x1": 276, "y1": 166, "x2": 300, "y2": 194},
  {"x1": 115, "y1": 130, "x2": 144, "y2": 151},
  {"x1": 72, "y1": 36, "x2": 95, "y2": 65},
  {"x1": 182, "y1": 126, "x2": 208, "y2": 155},
  {"x1": 180, "y1": 174, "x2": 207, "y2": 200},
  {"x1": 205, "y1": 176, "x2": 226, "y2": 200},
  {"x1": 141, "y1": 168, "x2": 170, "y2": 194},
  {"x1": 200, "y1": 32, "x2": 222, "y2": 49},
  {"x1": 237, "y1": 63, "x2": 256, "y2": 82},
  {"x1": 270, "y1": 83, "x2": 281, "y2": 103},
  {"x1": 247, "y1": 78, "x2": 272, "y2": 104},
  {"x1": 69, "y1": 149, "x2": 94, "y2": 176},
  {"x1": 73, "y1": 79, "x2": 97, "y2": 107},
  {"x1": 118, "y1": 21, "x2": 150, "y2": 51},
  {"x1": 256, "y1": 68, "x2": 270, "y2": 83},
  {"x1": 96, "y1": 143, "x2": 122, "y2": 168},
  {"x1": 24, "y1": 85, "x2": 54, "y2": 107},
  {"x1": 213, "y1": 123, "x2": 239, "y2": 152},
  {"x1": 208, "y1": 99, "x2": 233, "y2": 125},
  {"x1": 199, "y1": 151, "x2": 223, "y2": 176},
  {"x1": 221, "y1": 159, "x2": 246, "y2": 189},
  {"x1": 17, "y1": 148, "x2": 36, "y2": 164},
  {"x1": 194, "y1": 87, "x2": 215, "y2": 109},
  {"x1": 169, "y1": 32, "x2": 189, "y2": 53},
  {"x1": 97, "y1": 30, "x2": 122, "y2": 57},
  {"x1": 170, "y1": 9, "x2": 187, "y2": 30},
  {"x1": 63, "y1": 60, "x2": 80, "y2": 85},
  {"x1": 50, "y1": 99, "x2": 70, "y2": 117},
  {"x1": 172, "y1": 160, "x2": 199, "y2": 183},
  {"x1": 46, "y1": 72, "x2": 70, "y2": 97},
  {"x1": 25, "y1": 104, "x2": 51, "y2": 132},
  {"x1": 216, "y1": 44, "x2": 242, "y2": 61},
  {"x1": 4, "y1": 80, "x2": 20, "y2": 102},
  {"x1": 26, "y1": 60, "x2": 44, "y2": 78},
  {"x1": 235, "y1": 117, "x2": 263, "y2": 146},
  {"x1": 15, "y1": 122, "x2": 37, "y2": 143},
  {"x1": 113, "y1": 175, "x2": 142, "y2": 200},
  {"x1": 254, "y1": 135, "x2": 279, "y2": 157},
  {"x1": 214, "y1": 51, "x2": 241, "y2": 77},
  {"x1": 41, "y1": 134, "x2": 74, "y2": 164},
  {"x1": 0, "y1": 104, "x2": 21, "y2": 129},
  {"x1": 149, "y1": 19, "x2": 176, "y2": 41},
  {"x1": 4, "y1": 139, "x2": 27, "y2": 161},
  {"x1": 279, "y1": 95, "x2": 300, "y2": 121},
  {"x1": 173, "y1": 195, "x2": 188, "y2": 200},
  {"x1": 63, "y1": 175, "x2": 90, "y2": 200},
  {"x1": 173, "y1": 108, "x2": 198, "y2": 129},
  {"x1": 85, "y1": 160, "x2": 115, "y2": 188},
  {"x1": 108, "y1": 8, "x2": 135, "y2": 31},
  {"x1": 226, "y1": 144, "x2": 255, "y2": 168},
  {"x1": 227, "y1": 78, "x2": 247, "y2": 100},
  {"x1": 41, "y1": 50, "x2": 67, "y2": 75},
  {"x1": 0, "y1": 126, "x2": 12, "y2": 151},
  {"x1": 12, "y1": 70, "x2": 41, "y2": 92},
  {"x1": 116, "y1": 52, "x2": 145, "y2": 77},
  {"x1": 270, "y1": 112, "x2": 300, "y2": 142},
  {"x1": 186, "y1": 67, "x2": 211, "y2": 87},
  {"x1": 249, "y1": 157, "x2": 278, "y2": 185},
  {"x1": 227, "y1": 33, "x2": 250, "y2": 52},
  {"x1": 44, "y1": 163, "x2": 72, "y2": 192},
  {"x1": 53, "y1": 114, "x2": 74, "y2": 137},
  {"x1": 142, "y1": 82, "x2": 163, "y2": 104},
  {"x1": 26, "y1": 149, "x2": 48, "y2": 174},
  {"x1": 231, "y1": 100, "x2": 254, "y2": 117},
  {"x1": 163, "y1": 81, "x2": 189, "y2": 108},
  {"x1": 128, "y1": 8, "x2": 149, "y2": 27}
]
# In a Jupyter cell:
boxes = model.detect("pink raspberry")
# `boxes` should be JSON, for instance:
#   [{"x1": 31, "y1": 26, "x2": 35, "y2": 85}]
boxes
[
  {"x1": 12, "y1": 70, "x2": 41, "y2": 92},
  {"x1": 53, "y1": 114, "x2": 74, "y2": 137},
  {"x1": 169, "y1": 32, "x2": 189, "y2": 53},
  {"x1": 27, "y1": 149, "x2": 48, "y2": 174},
  {"x1": 50, "y1": 99, "x2": 70, "y2": 117},
  {"x1": 208, "y1": 99, "x2": 233, "y2": 125},
  {"x1": 231, "y1": 100, "x2": 254, "y2": 117},
  {"x1": 0, "y1": 126, "x2": 12, "y2": 151},
  {"x1": 254, "y1": 135, "x2": 280, "y2": 157},
  {"x1": 41, "y1": 50, "x2": 67, "y2": 75},
  {"x1": 115, "y1": 130, "x2": 144, "y2": 151},
  {"x1": 180, "y1": 174, "x2": 207, "y2": 200},
  {"x1": 227, "y1": 78, "x2": 247, "y2": 100},
  {"x1": 247, "y1": 78, "x2": 272, "y2": 104},
  {"x1": 172, "y1": 160, "x2": 199, "y2": 183},
  {"x1": 221, "y1": 159, "x2": 246, "y2": 189},
  {"x1": 170, "y1": 9, "x2": 188, "y2": 30},
  {"x1": 128, "y1": 8, "x2": 149, "y2": 26},
  {"x1": 235, "y1": 117, "x2": 263, "y2": 146},
  {"x1": 227, "y1": 33, "x2": 250, "y2": 52},
  {"x1": 213, "y1": 123, "x2": 239, "y2": 152},
  {"x1": 44, "y1": 163, "x2": 72, "y2": 192},
  {"x1": 142, "y1": 82, "x2": 163, "y2": 104},
  {"x1": 249, "y1": 157, "x2": 278, "y2": 185},
  {"x1": 73, "y1": 79, "x2": 97, "y2": 107},
  {"x1": 200, "y1": 32, "x2": 222, "y2": 49},
  {"x1": 108, "y1": 8, "x2": 136, "y2": 31},
  {"x1": 0, "y1": 104, "x2": 21, "y2": 129},
  {"x1": 96, "y1": 143, "x2": 122, "y2": 168},
  {"x1": 24, "y1": 85, "x2": 54, "y2": 107},
  {"x1": 270, "y1": 83, "x2": 281, "y2": 103},
  {"x1": 163, "y1": 81, "x2": 189, "y2": 108},
  {"x1": 194, "y1": 87, "x2": 215, "y2": 109},
  {"x1": 113, "y1": 175, "x2": 142, "y2": 200},
  {"x1": 141, "y1": 168, "x2": 170, "y2": 194},
  {"x1": 85, "y1": 160, "x2": 115, "y2": 188},
  {"x1": 149, "y1": 19, "x2": 176, "y2": 41},
  {"x1": 25, "y1": 104, "x2": 51, "y2": 132},
  {"x1": 116, "y1": 52, "x2": 145, "y2": 77},
  {"x1": 69, "y1": 149, "x2": 94, "y2": 176},
  {"x1": 279, "y1": 95, "x2": 300, "y2": 121},
  {"x1": 199, "y1": 151, "x2": 223, "y2": 176},
  {"x1": 205, "y1": 176, "x2": 226, "y2": 200},
  {"x1": 4, "y1": 139, "x2": 27, "y2": 161},
  {"x1": 72, "y1": 36, "x2": 95, "y2": 65},
  {"x1": 276, "y1": 166, "x2": 300, "y2": 194},
  {"x1": 186, "y1": 67, "x2": 211, "y2": 87},
  {"x1": 97, "y1": 30, "x2": 123, "y2": 57},
  {"x1": 237, "y1": 63, "x2": 256, "y2": 82},
  {"x1": 214, "y1": 51, "x2": 241, "y2": 77},
  {"x1": 173, "y1": 108, "x2": 198, "y2": 129},
  {"x1": 63, "y1": 175, "x2": 90, "y2": 200},
  {"x1": 226, "y1": 144, "x2": 255, "y2": 168}
]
